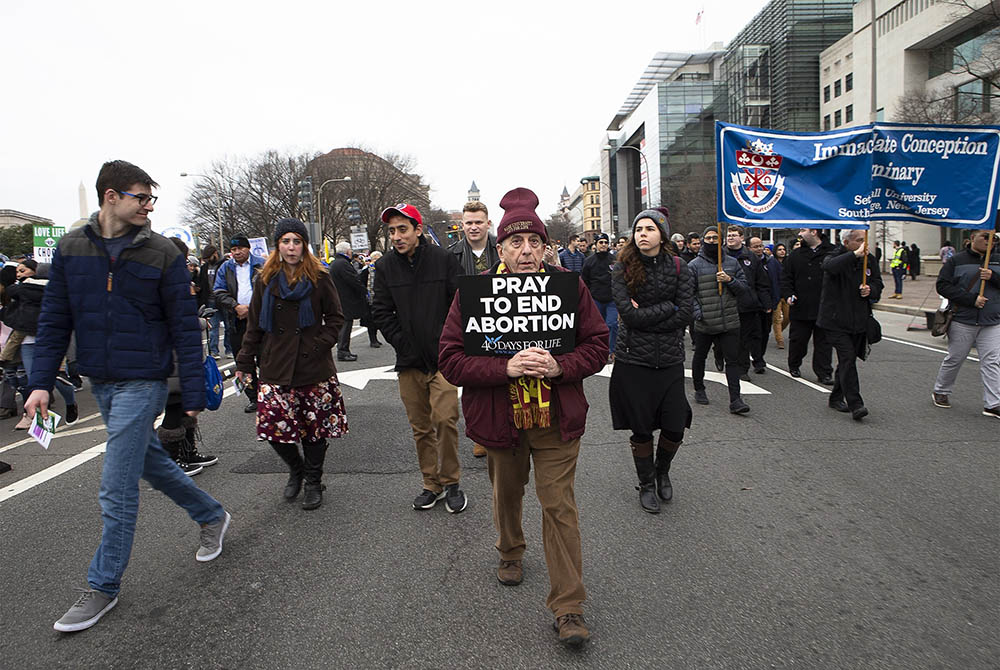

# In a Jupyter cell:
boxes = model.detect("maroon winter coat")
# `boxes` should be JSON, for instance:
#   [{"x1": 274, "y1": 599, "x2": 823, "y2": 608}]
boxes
[{"x1": 438, "y1": 266, "x2": 609, "y2": 448}]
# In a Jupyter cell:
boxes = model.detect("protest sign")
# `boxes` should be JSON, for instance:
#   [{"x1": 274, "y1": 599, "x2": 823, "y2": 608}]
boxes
[
  {"x1": 716, "y1": 121, "x2": 1000, "y2": 229},
  {"x1": 458, "y1": 273, "x2": 579, "y2": 356},
  {"x1": 248, "y1": 237, "x2": 269, "y2": 259},
  {"x1": 33, "y1": 225, "x2": 66, "y2": 263}
]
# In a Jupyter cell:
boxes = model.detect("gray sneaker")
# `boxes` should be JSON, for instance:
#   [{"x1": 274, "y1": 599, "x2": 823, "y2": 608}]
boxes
[
  {"x1": 53, "y1": 588, "x2": 118, "y2": 632},
  {"x1": 196, "y1": 511, "x2": 231, "y2": 562}
]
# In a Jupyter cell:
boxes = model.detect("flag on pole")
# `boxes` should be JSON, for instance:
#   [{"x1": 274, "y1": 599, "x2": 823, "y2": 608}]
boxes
[{"x1": 695, "y1": 9, "x2": 703, "y2": 24}]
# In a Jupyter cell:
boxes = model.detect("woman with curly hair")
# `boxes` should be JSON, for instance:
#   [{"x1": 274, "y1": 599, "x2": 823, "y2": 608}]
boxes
[
  {"x1": 236, "y1": 218, "x2": 348, "y2": 510},
  {"x1": 608, "y1": 209, "x2": 694, "y2": 514}
]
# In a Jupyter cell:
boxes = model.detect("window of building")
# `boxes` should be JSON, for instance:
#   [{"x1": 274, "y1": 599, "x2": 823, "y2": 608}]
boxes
[
  {"x1": 845, "y1": 73, "x2": 853, "y2": 92},
  {"x1": 824, "y1": 85, "x2": 830, "y2": 102},
  {"x1": 834, "y1": 79, "x2": 842, "y2": 97},
  {"x1": 929, "y1": 23, "x2": 1000, "y2": 79},
  {"x1": 845, "y1": 104, "x2": 853, "y2": 123},
  {"x1": 834, "y1": 109, "x2": 842, "y2": 127},
  {"x1": 824, "y1": 114, "x2": 831, "y2": 130}
]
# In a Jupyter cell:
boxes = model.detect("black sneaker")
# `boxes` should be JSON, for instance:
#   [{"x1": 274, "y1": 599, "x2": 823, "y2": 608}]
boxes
[
  {"x1": 65, "y1": 404, "x2": 79, "y2": 426},
  {"x1": 790, "y1": 368, "x2": 801, "y2": 378},
  {"x1": 739, "y1": 373, "x2": 751, "y2": 382},
  {"x1": 413, "y1": 488, "x2": 444, "y2": 510},
  {"x1": 175, "y1": 459, "x2": 203, "y2": 476},
  {"x1": 828, "y1": 399, "x2": 849, "y2": 412},
  {"x1": 729, "y1": 398, "x2": 750, "y2": 414},
  {"x1": 337, "y1": 351, "x2": 358, "y2": 362},
  {"x1": 244, "y1": 401, "x2": 257, "y2": 413},
  {"x1": 694, "y1": 389, "x2": 709, "y2": 405},
  {"x1": 982, "y1": 406, "x2": 1000, "y2": 419},
  {"x1": 444, "y1": 484, "x2": 468, "y2": 514},
  {"x1": 187, "y1": 450, "x2": 218, "y2": 467}
]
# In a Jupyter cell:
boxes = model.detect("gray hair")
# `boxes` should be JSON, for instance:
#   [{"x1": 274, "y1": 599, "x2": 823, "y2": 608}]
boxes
[
  {"x1": 335, "y1": 241, "x2": 352, "y2": 255},
  {"x1": 843, "y1": 230, "x2": 866, "y2": 242}
]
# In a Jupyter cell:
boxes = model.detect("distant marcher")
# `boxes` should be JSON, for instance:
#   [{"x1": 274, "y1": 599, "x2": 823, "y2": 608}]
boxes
[
  {"x1": 610, "y1": 209, "x2": 693, "y2": 513},
  {"x1": 750, "y1": 236, "x2": 780, "y2": 360},
  {"x1": 908, "y1": 243, "x2": 921, "y2": 280},
  {"x1": 939, "y1": 241, "x2": 955, "y2": 263},
  {"x1": 680, "y1": 232, "x2": 700, "y2": 264},
  {"x1": 197, "y1": 245, "x2": 227, "y2": 359},
  {"x1": 726, "y1": 226, "x2": 771, "y2": 377},
  {"x1": 932, "y1": 229, "x2": 1000, "y2": 419},
  {"x1": 889, "y1": 240, "x2": 908, "y2": 298},
  {"x1": 559, "y1": 235, "x2": 586, "y2": 272},
  {"x1": 214, "y1": 236, "x2": 266, "y2": 411},
  {"x1": 580, "y1": 233, "x2": 618, "y2": 362},
  {"x1": 781, "y1": 228, "x2": 835, "y2": 384},
  {"x1": 771, "y1": 243, "x2": 790, "y2": 349},
  {"x1": 817, "y1": 230, "x2": 883, "y2": 421},
  {"x1": 359, "y1": 250, "x2": 383, "y2": 348},
  {"x1": 237, "y1": 218, "x2": 348, "y2": 510},
  {"x1": 372, "y1": 203, "x2": 467, "y2": 513},
  {"x1": 438, "y1": 187, "x2": 608, "y2": 647},
  {"x1": 331, "y1": 241, "x2": 368, "y2": 362}
]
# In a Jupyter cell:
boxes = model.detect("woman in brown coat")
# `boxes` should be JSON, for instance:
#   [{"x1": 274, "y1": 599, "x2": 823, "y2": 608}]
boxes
[{"x1": 236, "y1": 219, "x2": 348, "y2": 510}]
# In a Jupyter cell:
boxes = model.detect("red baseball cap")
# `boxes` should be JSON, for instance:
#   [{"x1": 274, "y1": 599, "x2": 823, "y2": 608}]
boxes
[{"x1": 380, "y1": 203, "x2": 423, "y2": 227}]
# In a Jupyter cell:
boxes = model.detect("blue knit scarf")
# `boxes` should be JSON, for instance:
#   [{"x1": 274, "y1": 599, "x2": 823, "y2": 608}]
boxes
[{"x1": 259, "y1": 271, "x2": 315, "y2": 333}]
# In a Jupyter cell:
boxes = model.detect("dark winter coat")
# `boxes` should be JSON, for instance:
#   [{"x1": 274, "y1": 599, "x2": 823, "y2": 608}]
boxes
[
  {"x1": 937, "y1": 248, "x2": 1000, "y2": 327},
  {"x1": 762, "y1": 254, "x2": 782, "y2": 310},
  {"x1": 580, "y1": 250, "x2": 615, "y2": 303},
  {"x1": 372, "y1": 236, "x2": 460, "y2": 373},
  {"x1": 612, "y1": 252, "x2": 693, "y2": 368},
  {"x1": 2, "y1": 276, "x2": 47, "y2": 334},
  {"x1": 213, "y1": 254, "x2": 266, "y2": 313},
  {"x1": 687, "y1": 246, "x2": 748, "y2": 334},
  {"x1": 449, "y1": 235, "x2": 499, "y2": 276},
  {"x1": 780, "y1": 239, "x2": 835, "y2": 321},
  {"x1": 236, "y1": 269, "x2": 344, "y2": 386},
  {"x1": 727, "y1": 245, "x2": 771, "y2": 313},
  {"x1": 197, "y1": 259, "x2": 221, "y2": 308},
  {"x1": 28, "y1": 212, "x2": 205, "y2": 410},
  {"x1": 816, "y1": 247, "x2": 884, "y2": 334},
  {"x1": 438, "y1": 265, "x2": 609, "y2": 449},
  {"x1": 330, "y1": 253, "x2": 367, "y2": 320}
]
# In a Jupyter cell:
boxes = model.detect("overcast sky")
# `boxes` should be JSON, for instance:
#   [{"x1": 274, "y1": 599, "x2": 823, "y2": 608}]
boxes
[{"x1": 1, "y1": 0, "x2": 768, "y2": 234}]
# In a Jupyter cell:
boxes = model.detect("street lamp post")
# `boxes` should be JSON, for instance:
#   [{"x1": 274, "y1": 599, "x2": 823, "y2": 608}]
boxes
[
  {"x1": 180, "y1": 172, "x2": 224, "y2": 251},
  {"x1": 316, "y1": 177, "x2": 352, "y2": 249},
  {"x1": 604, "y1": 144, "x2": 651, "y2": 226}
]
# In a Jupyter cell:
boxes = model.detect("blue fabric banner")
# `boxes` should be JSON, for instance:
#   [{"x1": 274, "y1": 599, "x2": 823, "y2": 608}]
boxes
[{"x1": 716, "y1": 121, "x2": 1000, "y2": 229}]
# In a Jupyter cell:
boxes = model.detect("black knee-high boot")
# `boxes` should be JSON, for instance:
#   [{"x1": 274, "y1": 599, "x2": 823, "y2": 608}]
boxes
[
  {"x1": 630, "y1": 440, "x2": 659, "y2": 514},
  {"x1": 158, "y1": 425, "x2": 187, "y2": 462},
  {"x1": 301, "y1": 439, "x2": 328, "y2": 511},
  {"x1": 655, "y1": 436, "x2": 681, "y2": 502},
  {"x1": 269, "y1": 441, "x2": 304, "y2": 500}
]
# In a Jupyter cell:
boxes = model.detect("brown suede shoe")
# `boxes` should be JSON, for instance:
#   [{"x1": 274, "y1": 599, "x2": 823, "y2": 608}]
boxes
[
  {"x1": 473, "y1": 442, "x2": 487, "y2": 458},
  {"x1": 497, "y1": 559, "x2": 522, "y2": 585},
  {"x1": 553, "y1": 613, "x2": 590, "y2": 647}
]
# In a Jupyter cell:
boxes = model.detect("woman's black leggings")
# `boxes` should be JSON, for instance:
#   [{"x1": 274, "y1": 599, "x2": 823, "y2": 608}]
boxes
[{"x1": 631, "y1": 429, "x2": 684, "y2": 444}]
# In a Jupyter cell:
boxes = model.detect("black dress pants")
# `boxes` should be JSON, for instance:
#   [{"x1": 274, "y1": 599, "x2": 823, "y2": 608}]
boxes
[
  {"x1": 757, "y1": 311, "x2": 772, "y2": 363},
  {"x1": 692, "y1": 330, "x2": 742, "y2": 401},
  {"x1": 737, "y1": 311, "x2": 763, "y2": 374},
  {"x1": 787, "y1": 318, "x2": 832, "y2": 378},
  {"x1": 826, "y1": 330, "x2": 866, "y2": 410},
  {"x1": 338, "y1": 318, "x2": 354, "y2": 353}
]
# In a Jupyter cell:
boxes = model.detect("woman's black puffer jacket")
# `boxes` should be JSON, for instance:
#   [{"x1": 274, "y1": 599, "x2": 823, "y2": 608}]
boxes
[{"x1": 612, "y1": 251, "x2": 694, "y2": 368}]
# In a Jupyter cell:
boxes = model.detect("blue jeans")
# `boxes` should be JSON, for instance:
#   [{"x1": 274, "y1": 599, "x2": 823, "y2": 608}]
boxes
[
  {"x1": 87, "y1": 380, "x2": 224, "y2": 596},
  {"x1": 594, "y1": 299, "x2": 619, "y2": 354},
  {"x1": 20, "y1": 343, "x2": 75, "y2": 407},
  {"x1": 891, "y1": 267, "x2": 905, "y2": 294},
  {"x1": 207, "y1": 310, "x2": 223, "y2": 356}
]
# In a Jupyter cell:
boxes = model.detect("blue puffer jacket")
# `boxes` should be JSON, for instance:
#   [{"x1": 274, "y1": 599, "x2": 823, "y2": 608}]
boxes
[{"x1": 28, "y1": 213, "x2": 205, "y2": 411}]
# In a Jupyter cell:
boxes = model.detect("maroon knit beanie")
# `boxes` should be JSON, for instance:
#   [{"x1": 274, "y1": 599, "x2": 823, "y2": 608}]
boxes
[{"x1": 496, "y1": 187, "x2": 548, "y2": 244}]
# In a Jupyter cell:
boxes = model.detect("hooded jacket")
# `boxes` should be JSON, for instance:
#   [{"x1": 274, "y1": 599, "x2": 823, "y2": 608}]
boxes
[
  {"x1": 612, "y1": 251, "x2": 693, "y2": 368},
  {"x1": 781, "y1": 238, "x2": 835, "y2": 321},
  {"x1": 437, "y1": 264, "x2": 608, "y2": 448},
  {"x1": 28, "y1": 212, "x2": 205, "y2": 410},
  {"x1": 936, "y1": 247, "x2": 1000, "y2": 327},
  {"x1": 687, "y1": 244, "x2": 748, "y2": 334}
]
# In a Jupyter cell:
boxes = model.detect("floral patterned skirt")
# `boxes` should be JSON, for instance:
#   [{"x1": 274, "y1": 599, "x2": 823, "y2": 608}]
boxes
[{"x1": 256, "y1": 376, "x2": 349, "y2": 444}]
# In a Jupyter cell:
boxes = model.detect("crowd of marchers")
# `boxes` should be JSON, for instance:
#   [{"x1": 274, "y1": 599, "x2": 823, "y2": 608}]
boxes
[{"x1": 4, "y1": 159, "x2": 998, "y2": 649}]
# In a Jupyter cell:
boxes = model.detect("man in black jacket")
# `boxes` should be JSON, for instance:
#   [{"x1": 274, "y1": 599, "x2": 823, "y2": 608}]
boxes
[
  {"x1": 781, "y1": 228, "x2": 835, "y2": 384},
  {"x1": 726, "y1": 225, "x2": 771, "y2": 378},
  {"x1": 330, "y1": 241, "x2": 367, "y2": 362},
  {"x1": 372, "y1": 203, "x2": 467, "y2": 514},
  {"x1": 580, "y1": 232, "x2": 617, "y2": 362},
  {"x1": 449, "y1": 201, "x2": 499, "y2": 275},
  {"x1": 816, "y1": 230, "x2": 883, "y2": 420}
]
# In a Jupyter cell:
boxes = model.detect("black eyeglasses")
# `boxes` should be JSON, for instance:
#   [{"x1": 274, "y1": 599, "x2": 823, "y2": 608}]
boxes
[{"x1": 117, "y1": 190, "x2": 158, "y2": 206}]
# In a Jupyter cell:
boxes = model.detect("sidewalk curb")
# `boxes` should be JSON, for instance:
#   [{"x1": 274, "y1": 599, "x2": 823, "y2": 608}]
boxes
[{"x1": 873, "y1": 302, "x2": 929, "y2": 317}]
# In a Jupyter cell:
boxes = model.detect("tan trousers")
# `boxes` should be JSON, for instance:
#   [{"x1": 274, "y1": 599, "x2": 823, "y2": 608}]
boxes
[
  {"x1": 487, "y1": 425, "x2": 585, "y2": 617},
  {"x1": 397, "y1": 369, "x2": 460, "y2": 493},
  {"x1": 772, "y1": 299, "x2": 790, "y2": 346}
]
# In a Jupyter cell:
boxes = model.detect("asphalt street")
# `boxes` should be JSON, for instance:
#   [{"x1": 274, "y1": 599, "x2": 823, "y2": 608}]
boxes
[{"x1": 1, "y1": 312, "x2": 997, "y2": 669}]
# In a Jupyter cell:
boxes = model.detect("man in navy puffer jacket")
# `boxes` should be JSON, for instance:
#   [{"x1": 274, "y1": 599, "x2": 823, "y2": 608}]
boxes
[{"x1": 25, "y1": 160, "x2": 230, "y2": 634}]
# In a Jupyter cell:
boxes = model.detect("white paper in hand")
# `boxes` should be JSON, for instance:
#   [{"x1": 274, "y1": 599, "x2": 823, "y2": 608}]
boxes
[{"x1": 29, "y1": 411, "x2": 62, "y2": 450}]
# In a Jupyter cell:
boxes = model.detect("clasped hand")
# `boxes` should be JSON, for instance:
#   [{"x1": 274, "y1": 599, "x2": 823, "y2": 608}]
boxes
[{"x1": 507, "y1": 347, "x2": 561, "y2": 379}]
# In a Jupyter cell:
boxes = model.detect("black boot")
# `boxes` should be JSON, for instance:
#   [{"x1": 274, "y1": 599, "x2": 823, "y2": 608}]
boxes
[
  {"x1": 158, "y1": 426, "x2": 202, "y2": 476},
  {"x1": 270, "y1": 442, "x2": 304, "y2": 500},
  {"x1": 655, "y1": 436, "x2": 680, "y2": 502},
  {"x1": 630, "y1": 440, "x2": 659, "y2": 514},
  {"x1": 301, "y1": 439, "x2": 328, "y2": 511}
]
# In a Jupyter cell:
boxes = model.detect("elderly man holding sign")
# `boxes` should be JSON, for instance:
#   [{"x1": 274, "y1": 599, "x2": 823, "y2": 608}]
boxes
[{"x1": 438, "y1": 187, "x2": 608, "y2": 649}]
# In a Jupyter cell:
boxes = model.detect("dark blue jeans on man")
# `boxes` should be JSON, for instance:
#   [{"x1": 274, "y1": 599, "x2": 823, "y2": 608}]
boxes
[
  {"x1": 593, "y1": 300, "x2": 618, "y2": 355},
  {"x1": 87, "y1": 379, "x2": 224, "y2": 597},
  {"x1": 891, "y1": 267, "x2": 905, "y2": 294}
]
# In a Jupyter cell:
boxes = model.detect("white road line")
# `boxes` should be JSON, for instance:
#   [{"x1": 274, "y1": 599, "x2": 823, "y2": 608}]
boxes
[
  {"x1": 0, "y1": 419, "x2": 106, "y2": 454},
  {"x1": 882, "y1": 335, "x2": 979, "y2": 362},
  {"x1": 765, "y1": 364, "x2": 831, "y2": 394},
  {"x1": 0, "y1": 443, "x2": 106, "y2": 502}
]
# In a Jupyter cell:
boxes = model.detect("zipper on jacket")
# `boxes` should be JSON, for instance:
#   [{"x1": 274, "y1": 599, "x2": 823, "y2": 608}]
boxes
[{"x1": 107, "y1": 272, "x2": 113, "y2": 292}]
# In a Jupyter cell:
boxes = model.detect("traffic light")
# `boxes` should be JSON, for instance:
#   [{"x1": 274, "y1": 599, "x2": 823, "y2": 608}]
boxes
[
  {"x1": 345, "y1": 198, "x2": 361, "y2": 225},
  {"x1": 448, "y1": 223, "x2": 460, "y2": 240},
  {"x1": 296, "y1": 177, "x2": 313, "y2": 215}
]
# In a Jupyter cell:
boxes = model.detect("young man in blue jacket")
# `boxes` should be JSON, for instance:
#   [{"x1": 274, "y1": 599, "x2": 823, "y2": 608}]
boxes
[{"x1": 25, "y1": 160, "x2": 230, "y2": 633}]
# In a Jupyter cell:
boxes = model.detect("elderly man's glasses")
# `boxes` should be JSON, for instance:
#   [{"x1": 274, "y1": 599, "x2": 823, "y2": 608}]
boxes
[{"x1": 118, "y1": 191, "x2": 158, "y2": 206}]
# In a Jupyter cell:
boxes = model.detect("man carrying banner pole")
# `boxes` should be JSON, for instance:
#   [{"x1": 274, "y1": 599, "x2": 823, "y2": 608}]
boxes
[{"x1": 438, "y1": 187, "x2": 608, "y2": 648}]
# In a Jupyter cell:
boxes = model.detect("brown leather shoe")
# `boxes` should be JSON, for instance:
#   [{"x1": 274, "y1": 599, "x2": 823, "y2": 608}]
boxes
[
  {"x1": 553, "y1": 613, "x2": 590, "y2": 647},
  {"x1": 472, "y1": 442, "x2": 487, "y2": 458},
  {"x1": 497, "y1": 559, "x2": 522, "y2": 585}
]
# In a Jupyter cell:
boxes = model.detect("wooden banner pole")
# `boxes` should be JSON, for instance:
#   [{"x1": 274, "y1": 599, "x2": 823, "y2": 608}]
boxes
[
  {"x1": 978, "y1": 230, "x2": 995, "y2": 299},
  {"x1": 717, "y1": 221, "x2": 724, "y2": 295},
  {"x1": 861, "y1": 229, "x2": 869, "y2": 288}
]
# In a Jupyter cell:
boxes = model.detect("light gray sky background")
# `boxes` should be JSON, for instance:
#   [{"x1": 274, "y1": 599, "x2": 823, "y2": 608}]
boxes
[{"x1": 1, "y1": 0, "x2": 768, "y2": 234}]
